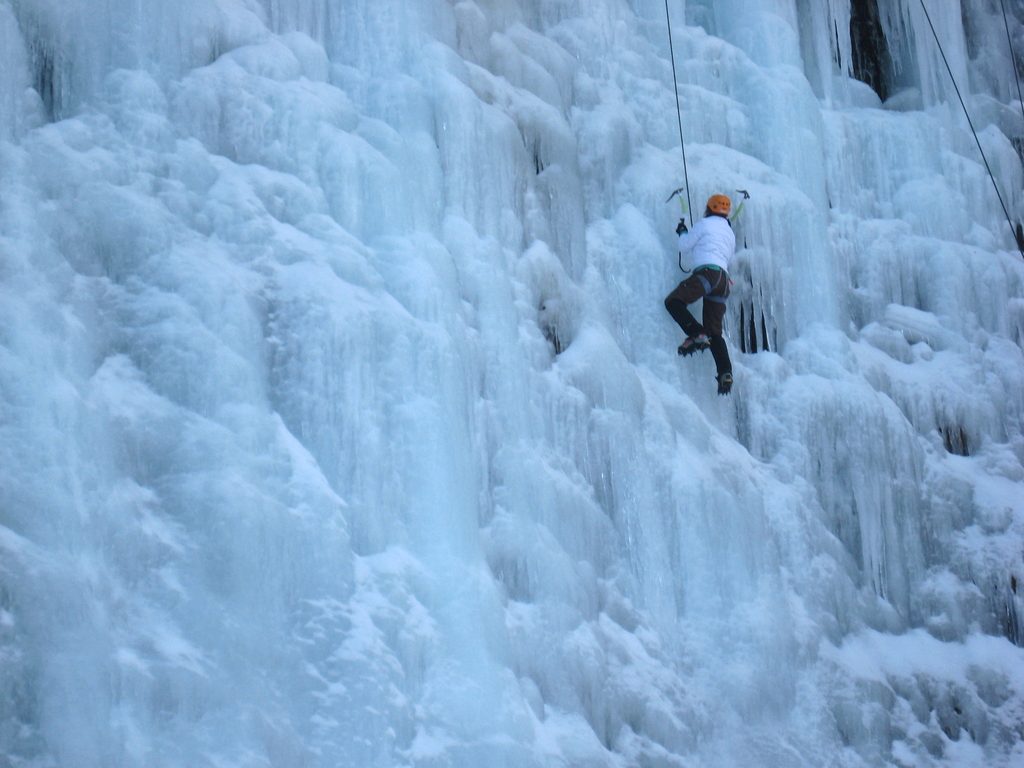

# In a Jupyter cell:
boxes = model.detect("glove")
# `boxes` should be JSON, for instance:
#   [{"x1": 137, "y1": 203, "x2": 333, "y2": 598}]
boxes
[{"x1": 675, "y1": 218, "x2": 688, "y2": 235}]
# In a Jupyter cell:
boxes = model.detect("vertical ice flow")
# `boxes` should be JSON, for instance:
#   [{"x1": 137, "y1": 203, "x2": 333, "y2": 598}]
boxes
[{"x1": 1, "y1": 0, "x2": 1023, "y2": 766}]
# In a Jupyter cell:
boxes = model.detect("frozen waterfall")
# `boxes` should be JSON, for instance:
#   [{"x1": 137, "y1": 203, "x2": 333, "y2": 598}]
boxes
[{"x1": 1, "y1": 0, "x2": 1023, "y2": 766}]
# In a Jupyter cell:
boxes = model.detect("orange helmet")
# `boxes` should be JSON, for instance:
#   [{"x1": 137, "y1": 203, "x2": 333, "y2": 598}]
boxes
[{"x1": 706, "y1": 194, "x2": 731, "y2": 216}]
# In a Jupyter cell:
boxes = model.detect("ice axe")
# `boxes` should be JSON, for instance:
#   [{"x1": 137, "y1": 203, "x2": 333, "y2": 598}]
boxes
[
  {"x1": 665, "y1": 186, "x2": 689, "y2": 207},
  {"x1": 666, "y1": 185, "x2": 690, "y2": 237},
  {"x1": 731, "y1": 189, "x2": 750, "y2": 225},
  {"x1": 666, "y1": 186, "x2": 691, "y2": 273}
]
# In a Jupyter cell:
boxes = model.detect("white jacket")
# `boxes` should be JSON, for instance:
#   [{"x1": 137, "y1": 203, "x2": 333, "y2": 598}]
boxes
[{"x1": 677, "y1": 214, "x2": 735, "y2": 272}]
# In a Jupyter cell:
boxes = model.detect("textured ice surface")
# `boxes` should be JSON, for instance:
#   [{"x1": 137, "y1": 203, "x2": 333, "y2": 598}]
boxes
[{"x1": 1, "y1": 1, "x2": 1023, "y2": 766}]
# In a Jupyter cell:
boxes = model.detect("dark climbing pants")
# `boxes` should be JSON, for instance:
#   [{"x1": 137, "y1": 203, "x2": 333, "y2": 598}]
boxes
[{"x1": 664, "y1": 267, "x2": 732, "y2": 376}]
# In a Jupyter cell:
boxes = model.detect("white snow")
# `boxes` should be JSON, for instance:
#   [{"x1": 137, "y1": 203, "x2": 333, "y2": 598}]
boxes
[{"x1": 1, "y1": 0, "x2": 1023, "y2": 766}]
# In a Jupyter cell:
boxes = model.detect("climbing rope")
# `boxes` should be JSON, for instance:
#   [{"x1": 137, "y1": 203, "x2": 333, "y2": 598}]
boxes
[
  {"x1": 999, "y1": 0, "x2": 1024, "y2": 127},
  {"x1": 918, "y1": 0, "x2": 1024, "y2": 259},
  {"x1": 664, "y1": 0, "x2": 692, "y2": 220},
  {"x1": 664, "y1": 0, "x2": 693, "y2": 273}
]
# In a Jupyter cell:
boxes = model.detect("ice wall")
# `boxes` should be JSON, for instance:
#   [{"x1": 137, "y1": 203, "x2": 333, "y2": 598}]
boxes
[{"x1": 1, "y1": 1, "x2": 1023, "y2": 767}]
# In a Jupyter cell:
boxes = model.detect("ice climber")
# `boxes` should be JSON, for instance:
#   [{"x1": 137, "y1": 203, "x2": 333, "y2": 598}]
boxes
[{"x1": 664, "y1": 193, "x2": 735, "y2": 395}]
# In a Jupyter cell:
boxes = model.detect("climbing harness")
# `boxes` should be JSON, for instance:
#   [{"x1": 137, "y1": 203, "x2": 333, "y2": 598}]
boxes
[
  {"x1": 695, "y1": 268, "x2": 729, "y2": 304},
  {"x1": 918, "y1": 0, "x2": 1024, "y2": 259}
]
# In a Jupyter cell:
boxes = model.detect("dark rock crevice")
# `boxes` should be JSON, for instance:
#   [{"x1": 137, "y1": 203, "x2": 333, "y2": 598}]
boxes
[{"x1": 850, "y1": 0, "x2": 893, "y2": 101}]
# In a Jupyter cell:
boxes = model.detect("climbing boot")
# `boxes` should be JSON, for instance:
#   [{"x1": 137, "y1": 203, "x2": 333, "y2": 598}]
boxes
[
  {"x1": 678, "y1": 334, "x2": 710, "y2": 357},
  {"x1": 716, "y1": 372, "x2": 733, "y2": 395}
]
